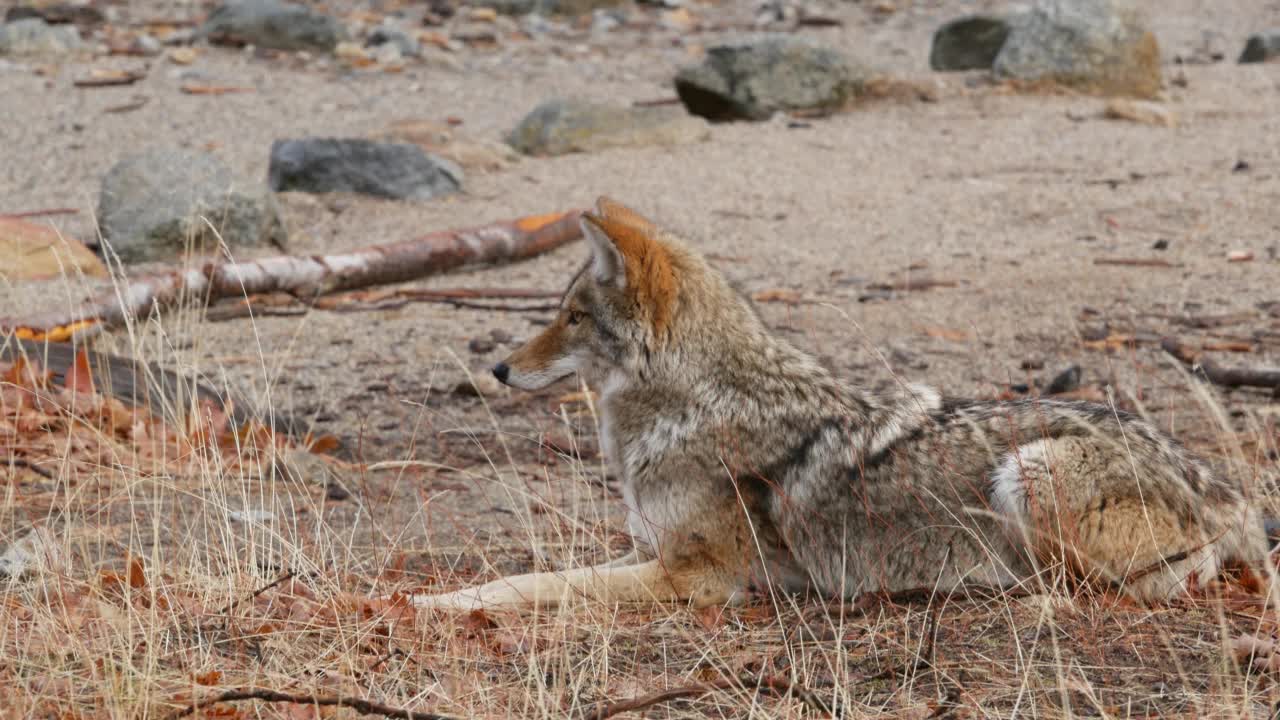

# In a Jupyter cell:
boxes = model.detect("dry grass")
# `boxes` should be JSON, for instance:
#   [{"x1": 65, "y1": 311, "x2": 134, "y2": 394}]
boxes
[{"x1": 2, "y1": 304, "x2": 1279, "y2": 720}]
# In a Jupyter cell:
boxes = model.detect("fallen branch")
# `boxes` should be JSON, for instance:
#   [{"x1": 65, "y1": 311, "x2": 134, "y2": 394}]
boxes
[
  {"x1": 867, "y1": 277, "x2": 959, "y2": 292},
  {"x1": 1161, "y1": 337, "x2": 1280, "y2": 394},
  {"x1": 313, "y1": 287, "x2": 561, "y2": 313},
  {"x1": 166, "y1": 689, "x2": 460, "y2": 720},
  {"x1": 211, "y1": 571, "x2": 295, "y2": 618},
  {"x1": 1093, "y1": 257, "x2": 1179, "y2": 268},
  {"x1": 585, "y1": 674, "x2": 836, "y2": 719},
  {"x1": 3, "y1": 210, "x2": 584, "y2": 342},
  {"x1": 0, "y1": 207, "x2": 79, "y2": 219}
]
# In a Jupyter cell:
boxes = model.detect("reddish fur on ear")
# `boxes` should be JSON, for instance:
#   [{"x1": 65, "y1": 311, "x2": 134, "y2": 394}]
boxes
[{"x1": 584, "y1": 198, "x2": 677, "y2": 336}]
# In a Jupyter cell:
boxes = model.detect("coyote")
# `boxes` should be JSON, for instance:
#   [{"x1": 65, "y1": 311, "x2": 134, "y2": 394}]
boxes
[{"x1": 411, "y1": 197, "x2": 1269, "y2": 611}]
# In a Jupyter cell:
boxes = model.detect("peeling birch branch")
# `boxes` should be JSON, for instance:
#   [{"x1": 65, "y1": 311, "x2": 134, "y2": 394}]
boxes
[{"x1": 4, "y1": 210, "x2": 584, "y2": 341}]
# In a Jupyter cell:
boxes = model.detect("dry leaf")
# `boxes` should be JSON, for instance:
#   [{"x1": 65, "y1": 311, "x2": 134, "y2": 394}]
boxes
[
  {"x1": 64, "y1": 347, "x2": 95, "y2": 395},
  {"x1": 921, "y1": 326, "x2": 970, "y2": 342},
  {"x1": 751, "y1": 288, "x2": 804, "y2": 304}
]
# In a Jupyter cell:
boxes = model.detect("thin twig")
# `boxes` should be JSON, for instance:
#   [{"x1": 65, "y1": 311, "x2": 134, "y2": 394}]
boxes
[
  {"x1": 585, "y1": 673, "x2": 836, "y2": 719},
  {"x1": 1161, "y1": 336, "x2": 1280, "y2": 393},
  {"x1": 326, "y1": 298, "x2": 557, "y2": 314},
  {"x1": 212, "y1": 571, "x2": 295, "y2": 618},
  {"x1": 0, "y1": 208, "x2": 79, "y2": 219},
  {"x1": 6, "y1": 457, "x2": 55, "y2": 480},
  {"x1": 166, "y1": 689, "x2": 460, "y2": 720},
  {"x1": 1093, "y1": 257, "x2": 1180, "y2": 268}
]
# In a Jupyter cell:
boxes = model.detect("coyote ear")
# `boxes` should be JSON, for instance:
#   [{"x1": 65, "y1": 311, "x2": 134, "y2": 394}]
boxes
[{"x1": 581, "y1": 215, "x2": 626, "y2": 288}]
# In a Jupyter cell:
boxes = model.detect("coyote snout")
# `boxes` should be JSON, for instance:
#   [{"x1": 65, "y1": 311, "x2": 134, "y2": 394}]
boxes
[{"x1": 408, "y1": 196, "x2": 1272, "y2": 613}]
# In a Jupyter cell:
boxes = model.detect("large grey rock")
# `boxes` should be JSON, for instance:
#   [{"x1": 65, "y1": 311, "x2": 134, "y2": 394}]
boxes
[
  {"x1": 1239, "y1": 31, "x2": 1280, "y2": 63},
  {"x1": 198, "y1": 0, "x2": 347, "y2": 52},
  {"x1": 993, "y1": 0, "x2": 1161, "y2": 98},
  {"x1": 99, "y1": 149, "x2": 286, "y2": 264},
  {"x1": 507, "y1": 98, "x2": 710, "y2": 156},
  {"x1": 268, "y1": 138, "x2": 463, "y2": 200},
  {"x1": 0, "y1": 17, "x2": 81, "y2": 56},
  {"x1": 929, "y1": 15, "x2": 1011, "y2": 71},
  {"x1": 674, "y1": 36, "x2": 865, "y2": 121}
]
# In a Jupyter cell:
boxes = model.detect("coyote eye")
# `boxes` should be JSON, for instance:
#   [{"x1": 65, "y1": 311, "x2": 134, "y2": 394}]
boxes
[{"x1": 567, "y1": 310, "x2": 585, "y2": 326}]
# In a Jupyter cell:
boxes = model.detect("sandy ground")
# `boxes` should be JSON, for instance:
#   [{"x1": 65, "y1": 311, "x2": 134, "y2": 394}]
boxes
[{"x1": 3, "y1": 0, "x2": 1279, "y2": 570}]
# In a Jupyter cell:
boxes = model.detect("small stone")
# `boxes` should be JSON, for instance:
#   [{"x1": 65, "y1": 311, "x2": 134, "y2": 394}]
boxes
[
  {"x1": 335, "y1": 40, "x2": 372, "y2": 64},
  {"x1": 372, "y1": 42, "x2": 403, "y2": 67},
  {"x1": 470, "y1": 7, "x2": 499, "y2": 22},
  {"x1": 468, "y1": 337, "x2": 496, "y2": 354},
  {"x1": 1232, "y1": 160, "x2": 1251, "y2": 173},
  {"x1": 872, "y1": 1, "x2": 896, "y2": 15},
  {"x1": 366, "y1": 25, "x2": 421, "y2": 57},
  {"x1": 1043, "y1": 365, "x2": 1082, "y2": 395},
  {"x1": 590, "y1": 8, "x2": 621, "y2": 34},
  {"x1": 994, "y1": 0, "x2": 1162, "y2": 99},
  {"x1": 161, "y1": 28, "x2": 196, "y2": 46},
  {"x1": 168, "y1": 46, "x2": 198, "y2": 64},
  {"x1": 1019, "y1": 358, "x2": 1045, "y2": 370},
  {"x1": 507, "y1": 97, "x2": 710, "y2": 156},
  {"x1": 1102, "y1": 98, "x2": 1176, "y2": 127},
  {"x1": 659, "y1": 7, "x2": 695, "y2": 32},
  {"x1": 0, "y1": 17, "x2": 82, "y2": 56},
  {"x1": 1151, "y1": 238, "x2": 1169, "y2": 250},
  {"x1": 268, "y1": 138, "x2": 463, "y2": 200},
  {"x1": 490, "y1": 328, "x2": 513, "y2": 344},
  {"x1": 1239, "y1": 31, "x2": 1280, "y2": 63},
  {"x1": 197, "y1": 0, "x2": 348, "y2": 53},
  {"x1": 98, "y1": 147, "x2": 286, "y2": 263},
  {"x1": 129, "y1": 33, "x2": 162, "y2": 56},
  {"x1": 674, "y1": 35, "x2": 867, "y2": 121},
  {"x1": 929, "y1": 15, "x2": 1011, "y2": 71},
  {"x1": 1227, "y1": 250, "x2": 1254, "y2": 263}
]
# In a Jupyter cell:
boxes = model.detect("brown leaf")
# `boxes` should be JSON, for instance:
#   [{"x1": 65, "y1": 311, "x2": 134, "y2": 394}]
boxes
[
  {"x1": 1202, "y1": 341, "x2": 1253, "y2": 353},
  {"x1": 694, "y1": 604, "x2": 726, "y2": 630},
  {"x1": 64, "y1": 346, "x2": 95, "y2": 395},
  {"x1": 179, "y1": 83, "x2": 254, "y2": 95},
  {"x1": 128, "y1": 554, "x2": 147, "y2": 590},
  {"x1": 751, "y1": 288, "x2": 804, "y2": 304},
  {"x1": 74, "y1": 69, "x2": 145, "y2": 87},
  {"x1": 921, "y1": 326, "x2": 971, "y2": 342},
  {"x1": 306, "y1": 434, "x2": 341, "y2": 455},
  {"x1": 193, "y1": 670, "x2": 223, "y2": 686}
]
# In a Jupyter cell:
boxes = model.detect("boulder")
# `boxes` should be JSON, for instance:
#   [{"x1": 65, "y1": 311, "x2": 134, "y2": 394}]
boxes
[
  {"x1": 674, "y1": 36, "x2": 866, "y2": 121},
  {"x1": 0, "y1": 17, "x2": 81, "y2": 56},
  {"x1": 507, "y1": 98, "x2": 710, "y2": 156},
  {"x1": 98, "y1": 148, "x2": 286, "y2": 264},
  {"x1": 268, "y1": 138, "x2": 463, "y2": 200},
  {"x1": 198, "y1": 0, "x2": 347, "y2": 52},
  {"x1": 993, "y1": 0, "x2": 1161, "y2": 98},
  {"x1": 929, "y1": 15, "x2": 1011, "y2": 71}
]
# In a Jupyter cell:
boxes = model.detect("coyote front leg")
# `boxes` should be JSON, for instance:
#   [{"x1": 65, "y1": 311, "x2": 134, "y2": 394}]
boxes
[{"x1": 409, "y1": 552, "x2": 734, "y2": 611}]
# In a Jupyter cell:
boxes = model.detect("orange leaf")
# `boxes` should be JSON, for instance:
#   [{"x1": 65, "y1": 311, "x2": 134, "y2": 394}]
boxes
[
  {"x1": 64, "y1": 347, "x2": 95, "y2": 395},
  {"x1": 193, "y1": 670, "x2": 222, "y2": 686},
  {"x1": 921, "y1": 326, "x2": 971, "y2": 342},
  {"x1": 128, "y1": 555, "x2": 147, "y2": 590},
  {"x1": 2, "y1": 356, "x2": 50, "y2": 390},
  {"x1": 694, "y1": 604, "x2": 725, "y2": 630},
  {"x1": 306, "y1": 434, "x2": 341, "y2": 455}
]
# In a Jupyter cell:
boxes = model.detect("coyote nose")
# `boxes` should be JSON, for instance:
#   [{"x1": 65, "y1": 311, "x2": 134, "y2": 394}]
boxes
[{"x1": 492, "y1": 362, "x2": 510, "y2": 384}]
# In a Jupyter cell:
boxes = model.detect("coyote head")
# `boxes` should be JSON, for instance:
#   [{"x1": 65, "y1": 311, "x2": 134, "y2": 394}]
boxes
[{"x1": 492, "y1": 197, "x2": 683, "y2": 391}]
